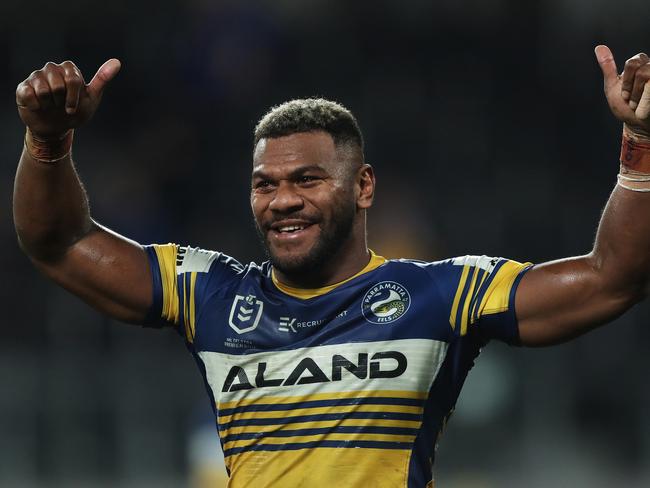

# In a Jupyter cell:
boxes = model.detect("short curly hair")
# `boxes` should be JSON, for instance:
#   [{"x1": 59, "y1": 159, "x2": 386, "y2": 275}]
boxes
[{"x1": 253, "y1": 98, "x2": 364, "y2": 154}]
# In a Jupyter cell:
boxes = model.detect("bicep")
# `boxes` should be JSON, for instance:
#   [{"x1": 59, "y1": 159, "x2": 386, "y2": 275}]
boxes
[
  {"x1": 515, "y1": 255, "x2": 635, "y2": 346},
  {"x1": 32, "y1": 221, "x2": 152, "y2": 324}
]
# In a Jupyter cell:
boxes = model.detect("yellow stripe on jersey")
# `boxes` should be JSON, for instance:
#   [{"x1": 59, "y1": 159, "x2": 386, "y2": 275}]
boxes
[
  {"x1": 220, "y1": 417, "x2": 422, "y2": 437},
  {"x1": 227, "y1": 446, "x2": 410, "y2": 488},
  {"x1": 449, "y1": 265, "x2": 470, "y2": 331},
  {"x1": 449, "y1": 258, "x2": 531, "y2": 335},
  {"x1": 478, "y1": 260, "x2": 529, "y2": 316},
  {"x1": 460, "y1": 265, "x2": 481, "y2": 336},
  {"x1": 152, "y1": 244, "x2": 180, "y2": 324},
  {"x1": 470, "y1": 267, "x2": 491, "y2": 322},
  {"x1": 219, "y1": 403, "x2": 423, "y2": 424},
  {"x1": 223, "y1": 432, "x2": 417, "y2": 451},
  {"x1": 180, "y1": 272, "x2": 198, "y2": 343},
  {"x1": 271, "y1": 250, "x2": 387, "y2": 299},
  {"x1": 218, "y1": 389, "x2": 428, "y2": 410},
  {"x1": 189, "y1": 272, "x2": 197, "y2": 342}
]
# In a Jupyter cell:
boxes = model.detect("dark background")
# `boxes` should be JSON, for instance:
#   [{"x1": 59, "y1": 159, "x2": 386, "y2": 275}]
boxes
[{"x1": 1, "y1": 1, "x2": 649, "y2": 486}]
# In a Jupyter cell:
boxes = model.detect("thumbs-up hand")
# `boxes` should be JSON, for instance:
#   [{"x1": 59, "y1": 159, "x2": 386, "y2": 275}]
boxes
[
  {"x1": 16, "y1": 59, "x2": 121, "y2": 139},
  {"x1": 595, "y1": 45, "x2": 650, "y2": 138}
]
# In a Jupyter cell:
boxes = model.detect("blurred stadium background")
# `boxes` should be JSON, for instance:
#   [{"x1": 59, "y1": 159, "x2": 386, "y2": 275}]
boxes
[{"x1": 1, "y1": 0, "x2": 650, "y2": 486}]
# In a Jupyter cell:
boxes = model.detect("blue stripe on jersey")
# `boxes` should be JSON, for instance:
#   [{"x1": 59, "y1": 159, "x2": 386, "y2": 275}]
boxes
[
  {"x1": 470, "y1": 259, "x2": 506, "y2": 323},
  {"x1": 475, "y1": 264, "x2": 532, "y2": 344},
  {"x1": 406, "y1": 332, "x2": 484, "y2": 487},
  {"x1": 218, "y1": 396, "x2": 425, "y2": 417},
  {"x1": 224, "y1": 439, "x2": 413, "y2": 457},
  {"x1": 222, "y1": 425, "x2": 419, "y2": 443},
  {"x1": 219, "y1": 411, "x2": 422, "y2": 430},
  {"x1": 142, "y1": 246, "x2": 164, "y2": 327}
]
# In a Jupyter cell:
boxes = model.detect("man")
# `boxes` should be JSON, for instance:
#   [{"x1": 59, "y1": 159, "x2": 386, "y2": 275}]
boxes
[{"x1": 12, "y1": 45, "x2": 650, "y2": 487}]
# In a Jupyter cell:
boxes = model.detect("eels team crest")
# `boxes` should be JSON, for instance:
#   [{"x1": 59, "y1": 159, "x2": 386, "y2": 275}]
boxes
[{"x1": 361, "y1": 281, "x2": 411, "y2": 324}]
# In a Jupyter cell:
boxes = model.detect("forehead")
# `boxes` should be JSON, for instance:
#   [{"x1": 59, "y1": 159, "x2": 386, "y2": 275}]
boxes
[{"x1": 252, "y1": 131, "x2": 341, "y2": 176}]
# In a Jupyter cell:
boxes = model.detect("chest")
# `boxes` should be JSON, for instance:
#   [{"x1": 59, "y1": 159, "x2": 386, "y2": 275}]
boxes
[
  {"x1": 196, "y1": 274, "x2": 450, "y2": 355},
  {"x1": 192, "y1": 272, "x2": 454, "y2": 411}
]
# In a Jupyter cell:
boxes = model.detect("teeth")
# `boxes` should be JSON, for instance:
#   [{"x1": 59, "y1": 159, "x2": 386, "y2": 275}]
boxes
[{"x1": 278, "y1": 225, "x2": 305, "y2": 233}]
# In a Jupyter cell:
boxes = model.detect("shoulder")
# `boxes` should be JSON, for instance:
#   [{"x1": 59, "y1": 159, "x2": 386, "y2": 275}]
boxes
[
  {"x1": 380, "y1": 255, "x2": 493, "y2": 277},
  {"x1": 176, "y1": 246, "x2": 246, "y2": 276},
  {"x1": 146, "y1": 243, "x2": 270, "y2": 286},
  {"x1": 381, "y1": 255, "x2": 528, "y2": 297},
  {"x1": 387, "y1": 255, "x2": 516, "y2": 274}
]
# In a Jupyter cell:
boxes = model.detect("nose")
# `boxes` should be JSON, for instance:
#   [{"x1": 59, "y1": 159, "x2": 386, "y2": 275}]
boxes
[{"x1": 268, "y1": 180, "x2": 304, "y2": 213}]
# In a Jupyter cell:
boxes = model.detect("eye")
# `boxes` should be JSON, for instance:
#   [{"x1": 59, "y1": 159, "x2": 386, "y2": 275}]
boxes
[
  {"x1": 253, "y1": 180, "x2": 275, "y2": 192},
  {"x1": 297, "y1": 175, "x2": 320, "y2": 185}
]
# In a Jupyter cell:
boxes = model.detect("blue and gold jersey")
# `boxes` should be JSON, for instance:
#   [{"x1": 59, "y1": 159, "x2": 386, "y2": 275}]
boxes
[{"x1": 145, "y1": 246, "x2": 532, "y2": 488}]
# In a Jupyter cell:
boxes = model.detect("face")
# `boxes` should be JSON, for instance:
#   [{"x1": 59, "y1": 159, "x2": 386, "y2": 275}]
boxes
[{"x1": 251, "y1": 131, "x2": 359, "y2": 275}]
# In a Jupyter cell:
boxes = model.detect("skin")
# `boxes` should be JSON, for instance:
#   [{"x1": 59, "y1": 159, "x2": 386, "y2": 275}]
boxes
[
  {"x1": 515, "y1": 45, "x2": 650, "y2": 345},
  {"x1": 11, "y1": 45, "x2": 650, "y2": 346},
  {"x1": 251, "y1": 132, "x2": 374, "y2": 288},
  {"x1": 14, "y1": 59, "x2": 151, "y2": 324}
]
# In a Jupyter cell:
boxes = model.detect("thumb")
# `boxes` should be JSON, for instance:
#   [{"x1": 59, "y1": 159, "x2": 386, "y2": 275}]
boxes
[
  {"x1": 594, "y1": 45, "x2": 618, "y2": 90},
  {"x1": 87, "y1": 58, "x2": 121, "y2": 100}
]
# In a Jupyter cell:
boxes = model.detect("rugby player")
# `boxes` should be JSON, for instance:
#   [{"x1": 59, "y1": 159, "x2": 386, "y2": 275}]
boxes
[{"x1": 12, "y1": 45, "x2": 650, "y2": 487}]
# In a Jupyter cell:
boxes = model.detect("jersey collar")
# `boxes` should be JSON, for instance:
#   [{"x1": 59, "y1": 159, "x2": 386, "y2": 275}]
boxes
[{"x1": 271, "y1": 250, "x2": 387, "y2": 299}]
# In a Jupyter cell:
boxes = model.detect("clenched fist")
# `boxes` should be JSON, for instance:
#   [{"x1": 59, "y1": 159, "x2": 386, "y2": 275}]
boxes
[
  {"x1": 596, "y1": 45, "x2": 650, "y2": 137},
  {"x1": 16, "y1": 59, "x2": 121, "y2": 139}
]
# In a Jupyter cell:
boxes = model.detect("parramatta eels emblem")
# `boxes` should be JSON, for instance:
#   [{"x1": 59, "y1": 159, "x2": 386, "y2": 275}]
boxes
[{"x1": 361, "y1": 281, "x2": 411, "y2": 324}]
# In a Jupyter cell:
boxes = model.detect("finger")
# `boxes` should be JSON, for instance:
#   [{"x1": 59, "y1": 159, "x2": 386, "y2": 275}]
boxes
[
  {"x1": 16, "y1": 82, "x2": 41, "y2": 110},
  {"x1": 621, "y1": 53, "x2": 649, "y2": 102},
  {"x1": 61, "y1": 61, "x2": 83, "y2": 114},
  {"x1": 628, "y1": 63, "x2": 650, "y2": 110},
  {"x1": 635, "y1": 81, "x2": 650, "y2": 120},
  {"x1": 595, "y1": 45, "x2": 619, "y2": 91},
  {"x1": 87, "y1": 58, "x2": 121, "y2": 100},
  {"x1": 44, "y1": 62, "x2": 66, "y2": 108},
  {"x1": 30, "y1": 73, "x2": 54, "y2": 110}
]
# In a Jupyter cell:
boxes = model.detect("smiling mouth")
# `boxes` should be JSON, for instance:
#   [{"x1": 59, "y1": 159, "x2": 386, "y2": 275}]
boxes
[
  {"x1": 276, "y1": 224, "x2": 309, "y2": 233},
  {"x1": 269, "y1": 218, "x2": 315, "y2": 232},
  {"x1": 268, "y1": 222, "x2": 316, "y2": 240}
]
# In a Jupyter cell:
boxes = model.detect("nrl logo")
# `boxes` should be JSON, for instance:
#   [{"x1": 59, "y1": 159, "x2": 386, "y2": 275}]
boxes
[{"x1": 228, "y1": 294, "x2": 264, "y2": 334}]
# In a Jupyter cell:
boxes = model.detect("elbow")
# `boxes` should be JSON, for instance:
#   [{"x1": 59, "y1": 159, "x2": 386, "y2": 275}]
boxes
[
  {"x1": 15, "y1": 227, "x2": 59, "y2": 263},
  {"x1": 15, "y1": 227, "x2": 75, "y2": 264},
  {"x1": 15, "y1": 219, "x2": 94, "y2": 263},
  {"x1": 605, "y1": 273, "x2": 647, "y2": 313},
  {"x1": 618, "y1": 286, "x2": 646, "y2": 311},
  {"x1": 586, "y1": 252, "x2": 649, "y2": 309}
]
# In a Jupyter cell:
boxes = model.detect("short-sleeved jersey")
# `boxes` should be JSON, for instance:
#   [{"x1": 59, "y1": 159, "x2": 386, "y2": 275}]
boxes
[{"x1": 144, "y1": 246, "x2": 532, "y2": 488}]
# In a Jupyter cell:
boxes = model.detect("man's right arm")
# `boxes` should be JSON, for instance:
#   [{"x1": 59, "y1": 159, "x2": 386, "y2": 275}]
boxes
[{"x1": 13, "y1": 60, "x2": 153, "y2": 324}]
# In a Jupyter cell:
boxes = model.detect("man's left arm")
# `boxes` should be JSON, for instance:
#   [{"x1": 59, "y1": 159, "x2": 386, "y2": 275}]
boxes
[{"x1": 516, "y1": 45, "x2": 650, "y2": 346}]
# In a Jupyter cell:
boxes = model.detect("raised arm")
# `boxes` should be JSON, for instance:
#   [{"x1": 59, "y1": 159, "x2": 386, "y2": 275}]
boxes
[
  {"x1": 13, "y1": 60, "x2": 153, "y2": 324},
  {"x1": 516, "y1": 45, "x2": 650, "y2": 346}
]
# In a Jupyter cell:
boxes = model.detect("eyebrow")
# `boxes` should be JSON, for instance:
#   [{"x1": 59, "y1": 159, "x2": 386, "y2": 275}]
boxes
[{"x1": 251, "y1": 165, "x2": 328, "y2": 180}]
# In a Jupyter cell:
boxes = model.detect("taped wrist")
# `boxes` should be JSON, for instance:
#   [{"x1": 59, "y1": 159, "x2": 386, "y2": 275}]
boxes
[
  {"x1": 618, "y1": 127, "x2": 650, "y2": 192},
  {"x1": 24, "y1": 129, "x2": 74, "y2": 163}
]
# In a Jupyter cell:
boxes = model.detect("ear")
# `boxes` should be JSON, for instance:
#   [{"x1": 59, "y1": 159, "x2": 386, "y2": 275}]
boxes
[{"x1": 356, "y1": 164, "x2": 375, "y2": 210}]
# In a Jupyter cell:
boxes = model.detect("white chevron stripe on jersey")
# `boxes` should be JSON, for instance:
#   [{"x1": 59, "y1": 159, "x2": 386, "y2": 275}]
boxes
[{"x1": 199, "y1": 339, "x2": 449, "y2": 405}]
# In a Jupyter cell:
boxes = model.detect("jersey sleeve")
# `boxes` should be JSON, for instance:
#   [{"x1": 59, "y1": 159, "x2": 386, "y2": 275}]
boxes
[
  {"x1": 142, "y1": 244, "x2": 244, "y2": 342},
  {"x1": 434, "y1": 255, "x2": 533, "y2": 344}
]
